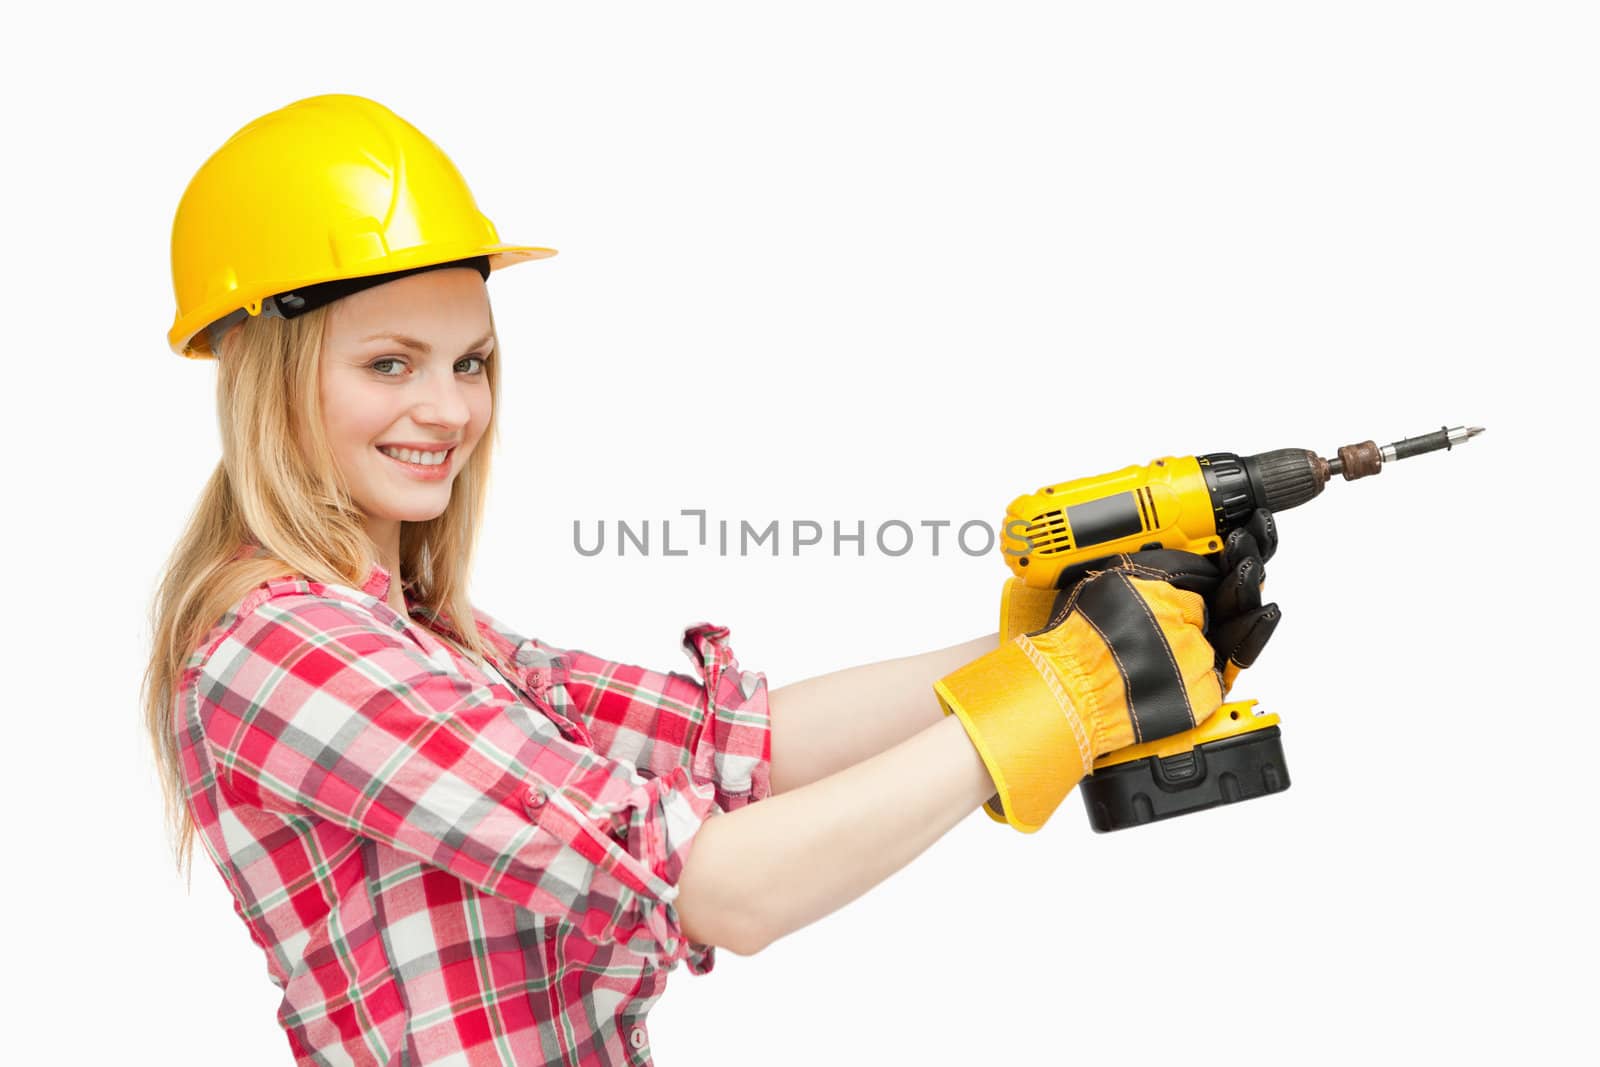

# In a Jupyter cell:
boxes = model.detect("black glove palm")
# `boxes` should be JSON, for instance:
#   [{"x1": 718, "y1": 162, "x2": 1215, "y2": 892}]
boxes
[{"x1": 1047, "y1": 507, "x2": 1282, "y2": 685}]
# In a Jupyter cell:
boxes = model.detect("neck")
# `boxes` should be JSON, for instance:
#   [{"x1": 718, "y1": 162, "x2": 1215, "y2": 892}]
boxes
[{"x1": 366, "y1": 517, "x2": 407, "y2": 618}]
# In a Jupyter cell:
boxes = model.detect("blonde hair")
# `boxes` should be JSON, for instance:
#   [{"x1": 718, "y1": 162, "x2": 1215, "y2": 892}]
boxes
[{"x1": 141, "y1": 301, "x2": 500, "y2": 877}]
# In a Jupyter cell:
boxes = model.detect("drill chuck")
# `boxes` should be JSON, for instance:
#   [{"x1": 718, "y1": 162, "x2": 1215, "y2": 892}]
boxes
[
  {"x1": 1196, "y1": 448, "x2": 1327, "y2": 531},
  {"x1": 1249, "y1": 448, "x2": 1327, "y2": 512}
]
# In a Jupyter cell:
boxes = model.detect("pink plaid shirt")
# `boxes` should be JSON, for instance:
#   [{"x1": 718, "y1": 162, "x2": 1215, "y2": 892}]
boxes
[{"x1": 176, "y1": 552, "x2": 773, "y2": 1065}]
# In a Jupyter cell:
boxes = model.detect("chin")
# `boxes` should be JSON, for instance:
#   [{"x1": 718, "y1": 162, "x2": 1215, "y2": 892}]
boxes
[
  {"x1": 368, "y1": 493, "x2": 454, "y2": 524},
  {"x1": 393, "y1": 503, "x2": 453, "y2": 523}
]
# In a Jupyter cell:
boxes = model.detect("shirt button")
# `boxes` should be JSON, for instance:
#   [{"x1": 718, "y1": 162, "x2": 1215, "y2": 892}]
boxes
[
  {"x1": 629, "y1": 1027, "x2": 647, "y2": 1050},
  {"x1": 524, "y1": 786, "x2": 547, "y2": 813}
]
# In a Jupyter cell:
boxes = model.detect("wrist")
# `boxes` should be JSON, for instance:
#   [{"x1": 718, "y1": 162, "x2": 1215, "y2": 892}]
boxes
[{"x1": 933, "y1": 639, "x2": 1093, "y2": 833}]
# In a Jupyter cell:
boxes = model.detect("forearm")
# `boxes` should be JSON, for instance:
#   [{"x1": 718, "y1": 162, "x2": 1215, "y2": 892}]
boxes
[
  {"x1": 676, "y1": 712, "x2": 997, "y2": 955},
  {"x1": 767, "y1": 632, "x2": 998, "y2": 795}
]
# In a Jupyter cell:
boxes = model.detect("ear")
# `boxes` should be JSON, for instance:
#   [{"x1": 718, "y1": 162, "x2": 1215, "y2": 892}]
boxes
[{"x1": 219, "y1": 321, "x2": 244, "y2": 358}]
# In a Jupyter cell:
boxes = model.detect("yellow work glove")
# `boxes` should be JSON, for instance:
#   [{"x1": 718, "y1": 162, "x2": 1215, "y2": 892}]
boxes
[
  {"x1": 999, "y1": 578, "x2": 1058, "y2": 644},
  {"x1": 937, "y1": 559, "x2": 1225, "y2": 833},
  {"x1": 999, "y1": 508, "x2": 1282, "y2": 696}
]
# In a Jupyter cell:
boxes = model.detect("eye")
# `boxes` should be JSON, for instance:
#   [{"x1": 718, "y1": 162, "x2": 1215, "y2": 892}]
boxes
[{"x1": 365, "y1": 354, "x2": 489, "y2": 377}]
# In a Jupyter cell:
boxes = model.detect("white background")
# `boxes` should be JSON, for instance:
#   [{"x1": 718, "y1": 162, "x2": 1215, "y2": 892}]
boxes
[{"x1": 3, "y1": 2, "x2": 1593, "y2": 1063}]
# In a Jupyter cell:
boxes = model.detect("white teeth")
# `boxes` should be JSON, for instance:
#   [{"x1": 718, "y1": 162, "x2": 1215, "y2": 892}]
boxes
[{"x1": 379, "y1": 446, "x2": 448, "y2": 466}]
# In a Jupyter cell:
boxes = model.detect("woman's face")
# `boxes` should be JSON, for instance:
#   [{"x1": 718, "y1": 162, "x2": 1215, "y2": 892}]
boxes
[{"x1": 318, "y1": 267, "x2": 495, "y2": 547}]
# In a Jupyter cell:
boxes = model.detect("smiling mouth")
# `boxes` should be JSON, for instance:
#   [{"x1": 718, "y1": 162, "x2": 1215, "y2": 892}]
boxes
[
  {"x1": 375, "y1": 445, "x2": 456, "y2": 479},
  {"x1": 377, "y1": 444, "x2": 454, "y2": 466}
]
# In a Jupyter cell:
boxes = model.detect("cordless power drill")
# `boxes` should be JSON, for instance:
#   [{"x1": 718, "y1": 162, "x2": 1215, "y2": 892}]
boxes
[{"x1": 994, "y1": 425, "x2": 1484, "y2": 832}]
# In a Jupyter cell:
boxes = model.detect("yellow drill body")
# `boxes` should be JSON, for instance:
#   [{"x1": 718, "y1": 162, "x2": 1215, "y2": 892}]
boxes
[{"x1": 1002, "y1": 455, "x2": 1227, "y2": 583}]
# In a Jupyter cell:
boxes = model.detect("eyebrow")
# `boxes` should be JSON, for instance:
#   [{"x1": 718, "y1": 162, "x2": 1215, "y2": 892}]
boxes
[{"x1": 358, "y1": 330, "x2": 495, "y2": 354}]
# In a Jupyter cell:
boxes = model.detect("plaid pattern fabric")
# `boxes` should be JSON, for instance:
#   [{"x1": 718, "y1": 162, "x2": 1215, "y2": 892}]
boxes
[{"x1": 176, "y1": 553, "x2": 772, "y2": 1065}]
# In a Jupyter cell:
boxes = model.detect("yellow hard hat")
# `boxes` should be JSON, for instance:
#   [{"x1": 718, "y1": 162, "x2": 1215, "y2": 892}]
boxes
[{"x1": 168, "y1": 93, "x2": 555, "y2": 358}]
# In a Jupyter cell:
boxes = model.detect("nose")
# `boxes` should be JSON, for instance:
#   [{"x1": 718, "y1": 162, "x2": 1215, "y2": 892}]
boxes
[{"x1": 410, "y1": 365, "x2": 474, "y2": 431}]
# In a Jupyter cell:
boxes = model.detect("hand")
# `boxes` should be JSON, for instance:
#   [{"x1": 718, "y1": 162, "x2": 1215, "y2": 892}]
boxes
[
  {"x1": 938, "y1": 560, "x2": 1225, "y2": 833},
  {"x1": 999, "y1": 507, "x2": 1282, "y2": 694},
  {"x1": 1208, "y1": 508, "x2": 1281, "y2": 691}
]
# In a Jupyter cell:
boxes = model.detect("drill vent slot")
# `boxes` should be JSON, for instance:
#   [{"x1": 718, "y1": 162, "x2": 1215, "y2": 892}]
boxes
[
  {"x1": 1137, "y1": 487, "x2": 1159, "y2": 530},
  {"x1": 1026, "y1": 510, "x2": 1072, "y2": 556}
]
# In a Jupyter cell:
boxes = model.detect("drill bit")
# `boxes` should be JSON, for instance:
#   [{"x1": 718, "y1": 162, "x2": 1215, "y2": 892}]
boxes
[{"x1": 1325, "y1": 425, "x2": 1485, "y2": 480}]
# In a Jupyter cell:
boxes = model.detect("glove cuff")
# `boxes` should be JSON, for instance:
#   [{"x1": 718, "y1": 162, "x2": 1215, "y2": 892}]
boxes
[
  {"x1": 999, "y1": 578, "x2": 1059, "y2": 642},
  {"x1": 934, "y1": 638, "x2": 1095, "y2": 834}
]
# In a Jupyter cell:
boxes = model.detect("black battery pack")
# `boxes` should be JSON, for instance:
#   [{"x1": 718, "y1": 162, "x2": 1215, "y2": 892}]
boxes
[{"x1": 1080, "y1": 726, "x2": 1291, "y2": 832}]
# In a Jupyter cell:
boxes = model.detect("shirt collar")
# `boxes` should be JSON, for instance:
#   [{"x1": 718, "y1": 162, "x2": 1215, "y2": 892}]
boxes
[
  {"x1": 362, "y1": 559, "x2": 457, "y2": 636},
  {"x1": 361, "y1": 559, "x2": 394, "y2": 600},
  {"x1": 236, "y1": 543, "x2": 483, "y2": 665},
  {"x1": 234, "y1": 542, "x2": 421, "y2": 616},
  {"x1": 361, "y1": 560, "x2": 431, "y2": 618}
]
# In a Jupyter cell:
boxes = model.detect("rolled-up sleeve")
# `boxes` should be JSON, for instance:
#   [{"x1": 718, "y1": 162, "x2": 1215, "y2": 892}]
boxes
[
  {"x1": 471, "y1": 612, "x2": 774, "y2": 816},
  {"x1": 195, "y1": 590, "x2": 720, "y2": 970},
  {"x1": 466, "y1": 612, "x2": 775, "y2": 975}
]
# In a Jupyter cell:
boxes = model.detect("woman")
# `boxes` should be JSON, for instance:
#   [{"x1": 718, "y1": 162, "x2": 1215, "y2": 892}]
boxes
[{"x1": 144, "y1": 94, "x2": 1279, "y2": 1066}]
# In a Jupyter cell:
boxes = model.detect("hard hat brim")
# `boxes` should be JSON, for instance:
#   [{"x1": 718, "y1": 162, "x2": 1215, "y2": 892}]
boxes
[{"x1": 170, "y1": 242, "x2": 556, "y2": 359}]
